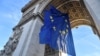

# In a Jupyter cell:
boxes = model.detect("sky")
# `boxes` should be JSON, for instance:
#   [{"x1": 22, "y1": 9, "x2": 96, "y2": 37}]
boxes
[
  {"x1": 0, "y1": 0, "x2": 100, "y2": 56},
  {"x1": 0, "y1": 0, "x2": 30, "y2": 50},
  {"x1": 72, "y1": 25, "x2": 100, "y2": 56}
]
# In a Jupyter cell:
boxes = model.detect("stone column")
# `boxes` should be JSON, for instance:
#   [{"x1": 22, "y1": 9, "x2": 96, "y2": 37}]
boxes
[{"x1": 83, "y1": 0, "x2": 100, "y2": 37}]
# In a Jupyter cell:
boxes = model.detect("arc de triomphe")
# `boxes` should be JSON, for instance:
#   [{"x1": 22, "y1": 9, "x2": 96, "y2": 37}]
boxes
[{"x1": 0, "y1": 0, "x2": 100, "y2": 56}]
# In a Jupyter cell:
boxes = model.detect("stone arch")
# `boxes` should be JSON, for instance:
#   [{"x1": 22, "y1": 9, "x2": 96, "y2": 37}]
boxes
[
  {"x1": 16, "y1": 0, "x2": 99, "y2": 56},
  {"x1": 10, "y1": 0, "x2": 100, "y2": 56},
  {"x1": 35, "y1": 0, "x2": 99, "y2": 56},
  {"x1": 37, "y1": 0, "x2": 97, "y2": 31},
  {"x1": 21, "y1": 0, "x2": 98, "y2": 33},
  {"x1": 20, "y1": 0, "x2": 99, "y2": 35}
]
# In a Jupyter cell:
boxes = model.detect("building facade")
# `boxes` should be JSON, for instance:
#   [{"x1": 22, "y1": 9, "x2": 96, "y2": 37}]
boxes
[{"x1": 0, "y1": 0, "x2": 100, "y2": 56}]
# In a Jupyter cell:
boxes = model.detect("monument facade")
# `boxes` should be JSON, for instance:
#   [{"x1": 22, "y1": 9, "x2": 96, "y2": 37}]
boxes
[{"x1": 0, "y1": 0, "x2": 100, "y2": 56}]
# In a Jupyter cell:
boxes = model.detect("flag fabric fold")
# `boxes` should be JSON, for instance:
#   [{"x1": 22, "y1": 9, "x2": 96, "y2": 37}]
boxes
[{"x1": 39, "y1": 6, "x2": 76, "y2": 56}]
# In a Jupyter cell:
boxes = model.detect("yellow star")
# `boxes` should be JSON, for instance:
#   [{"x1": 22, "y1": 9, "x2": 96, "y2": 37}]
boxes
[
  {"x1": 59, "y1": 30, "x2": 62, "y2": 33},
  {"x1": 62, "y1": 30, "x2": 66, "y2": 35},
  {"x1": 66, "y1": 25, "x2": 69, "y2": 28},
  {"x1": 50, "y1": 16, "x2": 53, "y2": 20},
  {"x1": 66, "y1": 29, "x2": 68, "y2": 33},
  {"x1": 51, "y1": 19, "x2": 54, "y2": 22},
  {"x1": 65, "y1": 20, "x2": 67, "y2": 22},
  {"x1": 53, "y1": 26, "x2": 56, "y2": 31}
]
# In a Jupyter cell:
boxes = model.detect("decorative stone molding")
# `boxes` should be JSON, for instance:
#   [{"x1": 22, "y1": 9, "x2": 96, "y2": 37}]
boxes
[{"x1": 0, "y1": 27, "x2": 23, "y2": 56}]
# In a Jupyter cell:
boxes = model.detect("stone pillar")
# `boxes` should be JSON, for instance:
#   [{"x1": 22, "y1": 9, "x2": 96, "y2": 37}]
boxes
[
  {"x1": 12, "y1": 16, "x2": 45, "y2": 56},
  {"x1": 12, "y1": 0, "x2": 48, "y2": 56},
  {"x1": 83, "y1": 0, "x2": 100, "y2": 37},
  {"x1": 14, "y1": 0, "x2": 60, "y2": 55}
]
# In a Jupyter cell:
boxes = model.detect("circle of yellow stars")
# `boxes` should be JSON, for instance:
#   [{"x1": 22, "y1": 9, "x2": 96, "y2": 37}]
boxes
[{"x1": 50, "y1": 15, "x2": 69, "y2": 35}]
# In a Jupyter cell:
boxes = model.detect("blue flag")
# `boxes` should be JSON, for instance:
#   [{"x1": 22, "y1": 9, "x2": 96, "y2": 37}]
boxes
[{"x1": 39, "y1": 6, "x2": 76, "y2": 56}]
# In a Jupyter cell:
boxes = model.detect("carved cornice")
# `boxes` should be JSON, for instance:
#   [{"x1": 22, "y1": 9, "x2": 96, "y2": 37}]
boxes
[{"x1": 21, "y1": 0, "x2": 38, "y2": 12}]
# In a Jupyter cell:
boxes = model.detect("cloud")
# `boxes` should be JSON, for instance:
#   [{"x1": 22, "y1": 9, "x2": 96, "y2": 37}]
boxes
[
  {"x1": 0, "y1": 0, "x2": 30, "y2": 26},
  {"x1": 0, "y1": 0, "x2": 29, "y2": 26},
  {"x1": 6, "y1": 12, "x2": 21, "y2": 24},
  {"x1": 0, "y1": 11, "x2": 21, "y2": 25}
]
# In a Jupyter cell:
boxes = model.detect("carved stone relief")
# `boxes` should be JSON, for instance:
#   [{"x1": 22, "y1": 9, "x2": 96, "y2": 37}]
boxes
[{"x1": 0, "y1": 27, "x2": 23, "y2": 56}]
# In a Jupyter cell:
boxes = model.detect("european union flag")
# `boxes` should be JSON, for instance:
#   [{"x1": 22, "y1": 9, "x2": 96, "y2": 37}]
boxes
[{"x1": 39, "y1": 6, "x2": 76, "y2": 56}]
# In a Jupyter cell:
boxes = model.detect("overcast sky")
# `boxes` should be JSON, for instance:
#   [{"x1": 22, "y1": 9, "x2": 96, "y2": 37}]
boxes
[{"x1": 0, "y1": 0, "x2": 100, "y2": 56}]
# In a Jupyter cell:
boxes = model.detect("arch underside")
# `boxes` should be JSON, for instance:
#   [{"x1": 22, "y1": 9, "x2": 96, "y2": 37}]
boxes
[
  {"x1": 47, "y1": 0, "x2": 96, "y2": 28},
  {"x1": 44, "y1": 0, "x2": 98, "y2": 56}
]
